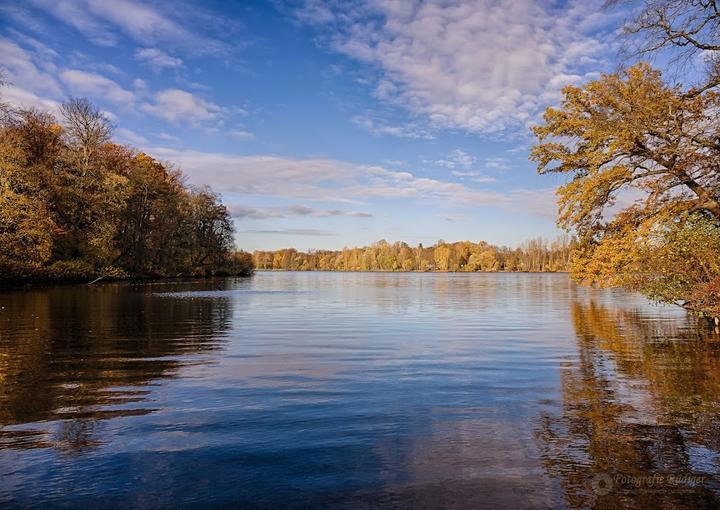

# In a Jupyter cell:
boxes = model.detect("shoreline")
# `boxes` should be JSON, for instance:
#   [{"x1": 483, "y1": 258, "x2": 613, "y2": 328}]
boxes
[{"x1": 0, "y1": 272, "x2": 254, "y2": 291}]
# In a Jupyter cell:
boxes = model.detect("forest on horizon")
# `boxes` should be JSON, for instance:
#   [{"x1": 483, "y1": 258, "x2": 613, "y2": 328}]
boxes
[{"x1": 252, "y1": 237, "x2": 573, "y2": 272}]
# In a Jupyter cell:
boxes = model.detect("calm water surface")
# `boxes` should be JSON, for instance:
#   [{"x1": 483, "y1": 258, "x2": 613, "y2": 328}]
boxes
[{"x1": 1, "y1": 273, "x2": 719, "y2": 509}]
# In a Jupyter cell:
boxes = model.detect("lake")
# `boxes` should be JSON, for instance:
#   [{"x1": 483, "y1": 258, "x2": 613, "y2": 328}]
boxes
[{"x1": 1, "y1": 272, "x2": 719, "y2": 509}]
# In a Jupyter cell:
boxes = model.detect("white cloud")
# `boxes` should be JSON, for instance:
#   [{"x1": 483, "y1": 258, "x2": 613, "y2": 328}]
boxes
[
  {"x1": 450, "y1": 171, "x2": 497, "y2": 183},
  {"x1": 135, "y1": 48, "x2": 183, "y2": 70},
  {"x1": 0, "y1": 37, "x2": 61, "y2": 96},
  {"x1": 67, "y1": 50, "x2": 124, "y2": 76},
  {"x1": 0, "y1": 35, "x2": 62, "y2": 115},
  {"x1": 229, "y1": 204, "x2": 373, "y2": 219},
  {"x1": 5, "y1": 29, "x2": 58, "y2": 61},
  {"x1": 149, "y1": 149, "x2": 361, "y2": 201},
  {"x1": 292, "y1": 0, "x2": 336, "y2": 25},
  {"x1": 507, "y1": 144, "x2": 530, "y2": 154},
  {"x1": 295, "y1": 0, "x2": 615, "y2": 134},
  {"x1": 228, "y1": 129, "x2": 255, "y2": 140},
  {"x1": 508, "y1": 188, "x2": 558, "y2": 219},
  {"x1": 484, "y1": 157, "x2": 511, "y2": 171},
  {"x1": 435, "y1": 149, "x2": 476, "y2": 169},
  {"x1": 351, "y1": 114, "x2": 434, "y2": 139},
  {"x1": 0, "y1": 5, "x2": 46, "y2": 35},
  {"x1": 26, "y1": 0, "x2": 230, "y2": 55},
  {"x1": 30, "y1": 0, "x2": 118, "y2": 46},
  {"x1": 436, "y1": 150, "x2": 499, "y2": 182},
  {"x1": 116, "y1": 127, "x2": 148, "y2": 146},
  {"x1": 286, "y1": 205, "x2": 373, "y2": 217},
  {"x1": 150, "y1": 147, "x2": 556, "y2": 217},
  {"x1": 141, "y1": 89, "x2": 223, "y2": 124},
  {"x1": 241, "y1": 228, "x2": 337, "y2": 237},
  {"x1": 349, "y1": 166, "x2": 505, "y2": 205},
  {"x1": 0, "y1": 84, "x2": 60, "y2": 115},
  {"x1": 60, "y1": 69, "x2": 135, "y2": 104},
  {"x1": 132, "y1": 78, "x2": 148, "y2": 92},
  {"x1": 443, "y1": 213, "x2": 469, "y2": 222},
  {"x1": 151, "y1": 147, "x2": 552, "y2": 210},
  {"x1": 101, "y1": 109, "x2": 118, "y2": 122},
  {"x1": 228, "y1": 205, "x2": 287, "y2": 220},
  {"x1": 155, "y1": 132, "x2": 180, "y2": 142}
]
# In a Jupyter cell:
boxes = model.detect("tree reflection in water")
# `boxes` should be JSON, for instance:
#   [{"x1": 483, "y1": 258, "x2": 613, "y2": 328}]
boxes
[
  {"x1": 536, "y1": 299, "x2": 720, "y2": 508},
  {"x1": 0, "y1": 280, "x2": 233, "y2": 452}
]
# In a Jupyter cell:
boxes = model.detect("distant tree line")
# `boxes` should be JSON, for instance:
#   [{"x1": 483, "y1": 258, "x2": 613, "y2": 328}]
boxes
[
  {"x1": 252, "y1": 237, "x2": 574, "y2": 272},
  {"x1": 0, "y1": 93, "x2": 253, "y2": 284}
]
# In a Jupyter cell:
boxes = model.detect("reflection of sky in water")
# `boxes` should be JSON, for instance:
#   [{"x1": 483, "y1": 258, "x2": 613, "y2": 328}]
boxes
[{"x1": 0, "y1": 273, "x2": 718, "y2": 508}]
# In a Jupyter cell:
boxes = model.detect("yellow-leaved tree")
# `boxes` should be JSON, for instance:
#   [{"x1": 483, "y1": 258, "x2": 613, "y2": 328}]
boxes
[{"x1": 532, "y1": 63, "x2": 720, "y2": 316}]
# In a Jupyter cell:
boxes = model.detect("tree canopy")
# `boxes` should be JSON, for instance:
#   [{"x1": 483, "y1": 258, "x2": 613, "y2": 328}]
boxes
[
  {"x1": 532, "y1": 7, "x2": 720, "y2": 317},
  {"x1": 0, "y1": 96, "x2": 253, "y2": 283},
  {"x1": 532, "y1": 62, "x2": 719, "y2": 230}
]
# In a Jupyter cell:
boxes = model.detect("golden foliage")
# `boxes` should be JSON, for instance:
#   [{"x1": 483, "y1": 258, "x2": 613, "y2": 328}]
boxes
[
  {"x1": 533, "y1": 63, "x2": 720, "y2": 317},
  {"x1": 0, "y1": 98, "x2": 251, "y2": 283},
  {"x1": 253, "y1": 237, "x2": 574, "y2": 272},
  {"x1": 533, "y1": 63, "x2": 720, "y2": 229},
  {"x1": 0, "y1": 190, "x2": 54, "y2": 274}
]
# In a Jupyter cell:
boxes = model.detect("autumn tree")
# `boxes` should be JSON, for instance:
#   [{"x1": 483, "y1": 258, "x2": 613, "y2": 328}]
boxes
[
  {"x1": 529, "y1": 0, "x2": 720, "y2": 317},
  {"x1": 533, "y1": 63, "x2": 719, "y2": 226},
  {"x1": 186, "y1": 189, "x2": 235, "y2": 270},
  {"x1": 434, "y1": 242, "x2": 451, "y2": 271},
  {"x1": 0, "y1": 94, "x2": 251, "y2": 283},
  {"x1": 0, "y1": 192, "x2": 54, "y2": 274},
  {"x1": 637, "y1": 215, "x2": 720, "y2": 317},
  {"x1": 0, "y1": 110, "x2": 62, "y2": 276},
  {"x1": 60, "y1": 98, "x2": 113, "y2": 176},
  {"x1": 532, "y1": 63, "x2": 719, "y2": 315}
]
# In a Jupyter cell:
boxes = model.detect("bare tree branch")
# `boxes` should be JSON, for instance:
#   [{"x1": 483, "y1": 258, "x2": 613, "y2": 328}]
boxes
[
  {"x1": 59, "y1": 98, "x2": 114, "y2": 176},
  {"x1": 612, "y1": 0, "x2": 720, "y2": 91}
]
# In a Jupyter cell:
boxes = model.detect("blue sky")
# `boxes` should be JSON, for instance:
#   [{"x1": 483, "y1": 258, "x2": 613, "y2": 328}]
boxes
[{"x1": 0, "y1": 0, "x2": 631, "y2": 251}]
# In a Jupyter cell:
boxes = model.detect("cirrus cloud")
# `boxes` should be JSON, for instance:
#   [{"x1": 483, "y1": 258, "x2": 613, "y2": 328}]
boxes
[
  {"x1": 141, "y1": 89, "x2": 224, "y2": 124},
  {"x1": 60, "y1": 69, "x2": 135, "y2": 104},
  {"x1": 292, "y1": 0, "x2": 620, "y2": 135},
  {"x1": 20, "y1": 0, "x2": 234, "y2": 55},
  {"x1": 149, "y1": 147, "x2": 557, "y2": 218},
  {"x1": 135, "y1": 48, "x2": 184, "y2": 70},
  {"x1": 229, "y1": 204, "x2": 374, "y2": 220}
]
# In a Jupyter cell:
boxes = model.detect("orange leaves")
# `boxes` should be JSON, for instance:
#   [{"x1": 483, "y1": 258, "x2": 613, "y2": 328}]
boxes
[
  {"x1": 0, "y1": 191, "x2": 55, "y2": 273},
  {"x1": 556, "y1": 164, "x2": 633, "y2": 230},
  {"x1": 533, "y1": 62, "x2": 720, "y2": 316},
  {"x1": 0, "y1": 99, "x2": 243, "y2": 282}
]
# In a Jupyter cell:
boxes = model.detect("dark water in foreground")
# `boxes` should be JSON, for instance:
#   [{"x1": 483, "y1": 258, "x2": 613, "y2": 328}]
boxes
[{"x1": 1, "y1": 272, "x2": 719, "y2": 509}]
